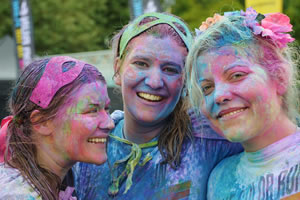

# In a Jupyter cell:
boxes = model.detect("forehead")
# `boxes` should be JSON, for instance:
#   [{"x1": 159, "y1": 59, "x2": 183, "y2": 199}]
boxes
[
  {"x1": 197, "y1": 46, "x2": 249, "y2": 74},
  {"x1": 125, "y1": 35, "x2": 187, "y2": 63},
  {"x1": 67, "y1": 81, "x2": 109, "y2": 107}
]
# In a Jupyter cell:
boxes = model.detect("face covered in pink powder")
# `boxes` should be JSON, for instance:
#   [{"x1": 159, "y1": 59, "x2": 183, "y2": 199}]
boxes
[
  {"x1": 197, "y1": 46, "x2": 283, "y2": 145},
  {"x1": 49, "y1": 81, "x2": 114, "y2": 165},
  {"x1": 115, "y1": 35, "x2": 187, "y2": 126}
]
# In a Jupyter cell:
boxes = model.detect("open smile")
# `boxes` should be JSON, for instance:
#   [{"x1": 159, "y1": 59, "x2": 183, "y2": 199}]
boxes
[
  {"x1": 137, "y1": 92, "x2": 163, "y2": 102},
  {"x1": 87, "y1": 137, "x2": 107, "y2": 144},
  {"x1": 217, "y1": 107, "x2": 248, "y2": 119}
]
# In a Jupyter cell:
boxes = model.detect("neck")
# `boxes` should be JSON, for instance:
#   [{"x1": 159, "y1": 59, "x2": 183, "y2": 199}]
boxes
[
  {"x1": 36, "y1": 137, "x2": 74, "y2": 180},
  {"x1": 123, "y1": 111, "x2": 166, "y2": 144},
  {"x1": 242, "y1": 113, "x2": 298, "y2": 152}
]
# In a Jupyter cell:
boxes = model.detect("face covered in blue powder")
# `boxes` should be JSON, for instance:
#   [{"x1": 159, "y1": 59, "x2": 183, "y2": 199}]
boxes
[{"x1": 115, "y1": 34, "x2": 187, "y2": 126}]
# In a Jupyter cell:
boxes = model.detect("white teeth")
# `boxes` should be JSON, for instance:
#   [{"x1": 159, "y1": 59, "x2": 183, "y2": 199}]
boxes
[
  {"x1": 87, "y1": 138, "x2": 107, "y2": 143},
  {"x1": 221, "y1": 108, "x2": 246, "y2": 118},
  {"x1": 138, "y1": 92, "x2": 162, "y2": 101}
]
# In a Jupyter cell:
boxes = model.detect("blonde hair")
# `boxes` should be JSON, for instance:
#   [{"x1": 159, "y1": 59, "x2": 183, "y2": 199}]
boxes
[{"x1": 186, "y1": 15, "x2": 299, "y2": 122}]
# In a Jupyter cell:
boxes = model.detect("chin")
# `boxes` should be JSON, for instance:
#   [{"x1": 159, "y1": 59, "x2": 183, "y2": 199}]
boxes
[
  {"x1": 94, "y1": 159, "x2": 107, "y2": 165},
  {"x1": 85, "y1": 154, "x2": 107, "y2": 165},
  {"x1": 90, "y1": 157, "x2": 107, "y2": 165},
  {"x1": 135, "y1": 113, "x2": 160, "y2": 124},
  {"x1": 226, "y1": 136, "x2": 243, "y2": 143},
  {"x1": 222, "y1": 130, "x2": 245, "y2": 143}
]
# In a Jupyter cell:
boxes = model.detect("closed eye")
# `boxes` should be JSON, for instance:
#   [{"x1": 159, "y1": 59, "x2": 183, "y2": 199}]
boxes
[
  {"x1": 83, "y1": 107, "x2": 98, "y2": 114},
  {"x1": 92, "y1": 108, "x2": 98, "y2": 113}
]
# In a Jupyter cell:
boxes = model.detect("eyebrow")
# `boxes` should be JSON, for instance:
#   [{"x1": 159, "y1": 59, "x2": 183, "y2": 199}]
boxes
[
  {"x1": 198, "y1": 77, "x2": 207, "y2": 82},
  {"x1": 162, "y1": 61, "x2": 182, "y2": 69},
  {"x1": 131, "y1": 55, "x2": 151, "y2": 62},
  {"x1": 132, "y1": 55, "x2": 182, "y2": 67},
  {"x1": 223, "y1": 61, "x2": 248, "y2": 73}
]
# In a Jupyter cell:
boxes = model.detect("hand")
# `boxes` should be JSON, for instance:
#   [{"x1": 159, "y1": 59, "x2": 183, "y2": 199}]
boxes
[{"x1": 59, "y1": 187, "x2": 77, "y2": 200}]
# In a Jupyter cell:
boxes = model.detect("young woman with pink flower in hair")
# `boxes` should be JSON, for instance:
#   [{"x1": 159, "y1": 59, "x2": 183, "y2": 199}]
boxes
[{"x1": 186, "y1": 7, "x2": 299, "y2": 199}]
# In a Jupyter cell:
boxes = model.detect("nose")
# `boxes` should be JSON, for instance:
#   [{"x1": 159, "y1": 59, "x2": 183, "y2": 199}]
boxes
[
  {"x1": 145, "y1": 68, "x2": 164, "y2": 89},
  {"x1": 214, "y1": 84, "x2": 232, "y2": 105},
  {"x1": 99, "y1": 112, "x2": 115, "y2": 130}
]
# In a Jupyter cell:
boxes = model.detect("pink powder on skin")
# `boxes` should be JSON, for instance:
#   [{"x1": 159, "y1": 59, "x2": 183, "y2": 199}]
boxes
[
  {"x1": 46, "y1": 81, "x2": 114, "y2": 167},
  {"x1": 198, "y1": 46, "x2": 283, "y2": 151}
]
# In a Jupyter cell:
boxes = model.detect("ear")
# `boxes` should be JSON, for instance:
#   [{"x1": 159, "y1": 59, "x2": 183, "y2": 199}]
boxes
[
  {"x1": 113, "y1": 57, "x2": 122, "y2": 86},
  {"x1": 274, "y1": 65, "x2": 289, "y2": 96},
  {"x1": 30, "y1": 110, "x2": 53, "y2": 136},
  {"x1": 276, "y1": 83, "x2": 287, "y2": 96},
  {"x1": 274, "y1": 76, "x2": 287, "y2": 96}
]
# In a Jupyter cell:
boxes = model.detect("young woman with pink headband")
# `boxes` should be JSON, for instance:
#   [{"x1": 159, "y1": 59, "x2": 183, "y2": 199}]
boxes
[{"x1": 0, "y1": 56, "x2": 114, "y2": 199}]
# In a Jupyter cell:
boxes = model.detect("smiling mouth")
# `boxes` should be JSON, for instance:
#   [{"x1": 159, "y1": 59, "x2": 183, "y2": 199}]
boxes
[
  {"x1": 87, "y1": 138, "x2": 107, "y2": 144},
  {"x1": 217, "y1": 108, "x2": 248, "y2": 119},
  {"x1": 137, "y1": 92, "x2": 163, "y2": 102}
]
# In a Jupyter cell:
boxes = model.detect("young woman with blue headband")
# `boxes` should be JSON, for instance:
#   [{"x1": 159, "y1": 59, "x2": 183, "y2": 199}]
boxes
[
  {"x1": 73, "y1": 12, "x2": 242, "y2": 199},
  {"x1": 186, "y1": 7, "x2": 300, "y2": 200}
]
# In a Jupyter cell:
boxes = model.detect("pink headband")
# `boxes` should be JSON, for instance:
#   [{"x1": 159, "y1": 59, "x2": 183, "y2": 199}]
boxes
[{"x1": 30, "y1": 56, "x2": 85, "y2": 108}]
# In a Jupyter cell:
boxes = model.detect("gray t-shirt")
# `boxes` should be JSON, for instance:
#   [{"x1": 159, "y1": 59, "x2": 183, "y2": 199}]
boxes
[{"x1": 208, "y1": 129, "x2": 300, "y2": 200}]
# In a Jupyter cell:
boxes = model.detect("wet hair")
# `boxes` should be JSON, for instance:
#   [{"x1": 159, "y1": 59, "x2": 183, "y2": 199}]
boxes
[
  {"x1": 186, "y1": 15, "x2": 300, "y2": 122},
  {"x1": 5, "y1": 57, "x2": 105, "y2": 200},
  {"x1": 111, "y1": 13, "x2": 193, "y2": 168}
]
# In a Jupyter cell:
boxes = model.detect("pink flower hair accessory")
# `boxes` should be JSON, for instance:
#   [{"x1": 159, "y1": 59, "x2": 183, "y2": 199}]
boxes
[
  {"x1": 196, "y1": 7, "x2": 295, "y2": 48},
  {"x1": 241, "y1": 7, "x2": 295, "y2": 48},
  {"x1": 259, "y1": 13, "x2": 295, "y2": 48},
  {"x1": 30, "y1": 56, "x2": 85, "y2": 108}
]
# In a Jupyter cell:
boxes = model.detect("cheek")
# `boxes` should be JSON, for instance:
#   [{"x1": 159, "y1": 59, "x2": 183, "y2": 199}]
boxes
[
  {"x1": 123, "y1": 66, "x2": 139, "y2": 83},
  {"x1": 200, "y1": 103, "x2": 209, "y2": 117},
  {"x1": 168, "y1": 76, "x2": 184, "y2": 94},
  {"x1": 73, "y1": 116, "x2": 98, "y2": 134},
  {"x1": 176, "y1": 77, "x2": 184, "y2": 88},
  {"x1": 202, "y1": 95, "x2": 214, "y2": 115},
  {"x1": 241, "y1": 79, "x2": 272, "y2": 106}
]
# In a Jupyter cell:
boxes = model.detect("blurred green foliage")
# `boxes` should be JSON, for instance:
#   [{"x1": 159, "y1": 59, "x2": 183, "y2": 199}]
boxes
[
  {"x1": 169, "y1": 0, "x2": 300, "y2": 46},
  {"x1": 0, "y1": 0, "x2": 299, "y2": 55},
  {"x1": 0, "y1": 0, "x2": 13, "y2": 38},
  {"x1": 170, "y1": 0, "x2": 243, "y2": 29},
  {"x1": 0, "y1": 0, "x2": 130, "y2": 55},
  {"x1": 285, "y1": 0, "x2": 300, "y2": 47}
]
